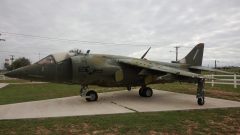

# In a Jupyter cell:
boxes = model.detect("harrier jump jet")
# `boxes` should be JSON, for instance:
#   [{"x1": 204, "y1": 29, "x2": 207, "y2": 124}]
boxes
[{"x1": 5, "y1": 43, "x2": 229, "y2": 105}]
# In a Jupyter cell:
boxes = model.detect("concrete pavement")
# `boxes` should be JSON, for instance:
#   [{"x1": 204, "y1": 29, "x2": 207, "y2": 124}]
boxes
[
  {"x1": 0, "y1": 83, "x2": 9, "y2": 89},
  {"x1": 0, "y1": 89, "x2": 240, "y2": 120}
]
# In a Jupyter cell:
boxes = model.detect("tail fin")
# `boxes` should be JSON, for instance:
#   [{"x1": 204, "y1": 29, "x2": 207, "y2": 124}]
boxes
[{"x1": 179, "y1": 43, "x2": 204, "y2": 66}]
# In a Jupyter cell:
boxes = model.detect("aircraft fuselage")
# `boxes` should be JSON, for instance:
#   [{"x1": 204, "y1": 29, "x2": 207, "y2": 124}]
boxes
[{"x1": 6, "y1": 54, "x2": 192, "y2": 87}]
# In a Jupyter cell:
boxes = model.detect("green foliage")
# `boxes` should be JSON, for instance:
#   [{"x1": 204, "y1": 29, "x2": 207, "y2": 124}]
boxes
[
  {"x1": 11, "y1": 57, "x2": 31, "y2": 70},
  {"x1": 4, "y1": 63, "x2": 11, "y2": 70}
]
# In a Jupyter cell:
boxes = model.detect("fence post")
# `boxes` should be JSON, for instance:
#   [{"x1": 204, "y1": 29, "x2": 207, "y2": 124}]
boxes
[
  {"x1": 234, "y1": 74, "x2": 237, "y2": 88},
  {"x1": 211, "y1": 74, "x2": 214, "y2": 87}
]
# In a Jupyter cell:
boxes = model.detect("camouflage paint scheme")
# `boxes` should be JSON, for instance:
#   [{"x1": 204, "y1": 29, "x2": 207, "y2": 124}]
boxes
[{"x1": 5, "y1": 43, "x2": 230, "y2": 104}]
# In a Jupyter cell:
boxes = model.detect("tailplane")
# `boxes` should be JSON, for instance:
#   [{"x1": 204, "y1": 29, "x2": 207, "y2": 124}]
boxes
[{"x1": 179, "y1": 43, "x2": 204, "y2": 66}]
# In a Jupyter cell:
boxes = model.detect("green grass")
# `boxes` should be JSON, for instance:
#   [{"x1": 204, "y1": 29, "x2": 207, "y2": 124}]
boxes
[
  {"x1": 0, "y1": 83, "x2": 123, "y2": 105},
  {"x1": 0, "y1": 81, "x2": 239, "y2": 105},
  {"x1": 0, "y1": 79, "x2": 31, "y2": 83},
  {"x1": 0, "y1": 80, "x2": 239, "y2": 134},
  {"x1": 150, "y1": 82, "x2": 240, "y2": 101},
  {"x1": 0, "y1": 108, "x2": 239, "y2": 135}
]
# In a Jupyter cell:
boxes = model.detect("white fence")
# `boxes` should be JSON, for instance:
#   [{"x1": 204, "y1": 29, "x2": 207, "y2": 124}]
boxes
[
  {"x1": 0, "y1": 75, "x2": 15, "y2": 80},
  {"x1": 1, "y1": 74, "x2": 239, "y2": 88},
  {"x1": 0, "y1": 75, "x2": 6, "y2": 80},
  {"x1": 204, "y1": 74, "x2": 240, "y2": 88}
]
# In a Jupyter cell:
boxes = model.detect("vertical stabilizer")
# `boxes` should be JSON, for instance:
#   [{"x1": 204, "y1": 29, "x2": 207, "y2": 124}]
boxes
[{"x1": 179, "y1": 43, "x2": 204, "y2": 66}]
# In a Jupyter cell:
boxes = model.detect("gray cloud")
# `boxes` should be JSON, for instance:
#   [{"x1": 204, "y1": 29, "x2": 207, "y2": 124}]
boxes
[{"x1": 0, "y1": 0, "x2": 240, "y2": 68}]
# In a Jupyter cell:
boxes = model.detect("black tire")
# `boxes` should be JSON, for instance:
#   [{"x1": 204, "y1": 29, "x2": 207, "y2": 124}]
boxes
[
  {"x1": 139, "y1": 88, "x2": 144, "y2": 97},
  {"x1": 197, "y1": 97, "x2": 205, "y2": 105},
  {"x1": 139, "y1": 87, "x2": 153, "y2": 97},
  {"x1": 144, "y1": 87, "x2": 153, "y2": 97},
  {"x1": 86, "y1": 90, "x2": 98, "y2": 102}
]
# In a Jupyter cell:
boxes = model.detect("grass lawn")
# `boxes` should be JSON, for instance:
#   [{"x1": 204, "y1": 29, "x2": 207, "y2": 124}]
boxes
[
  {"x1": 0, "y1": 81, "x2": 239, "y2": 134},
  {"x1": 0, "y1": 79, "x2": 31, "y2": 83},
  {"x1": 0, "y1": 83, "x2": 124, "y2": 105},
  {"x1": 0, "y1": 108, "x2": 239, "y2": 135},
  {"x1": 0, "y1": 81, "x2": 239, "y2": 105},
  {"x1": 150, "y1": 82, "x2": 240, "y2": 102}
]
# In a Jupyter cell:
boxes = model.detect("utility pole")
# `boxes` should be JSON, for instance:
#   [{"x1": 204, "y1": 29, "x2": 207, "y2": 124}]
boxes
[
  {"x1": 174, "y1": 46, "x2": 180, "y2": 61},
  {"x1": 38, "y1": 53, "x2": 41, "y2": 60},
  {"x1": 10, "y1": 55, "x2": 14, "y2": 64},
  {"x1": 0, "y1": 33, "x2": 6, "y2": 42},
  {"x1": 215, "y1": 60, "x2": 219, "y2": 69}
]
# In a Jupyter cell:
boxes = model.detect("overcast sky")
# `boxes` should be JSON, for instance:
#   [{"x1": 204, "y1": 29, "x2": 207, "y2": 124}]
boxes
[{"x1": 0, "y1": 0, "x2": 240, "y2": 68}]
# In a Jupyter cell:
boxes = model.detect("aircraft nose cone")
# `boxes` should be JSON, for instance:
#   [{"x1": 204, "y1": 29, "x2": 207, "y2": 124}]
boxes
[
  {"x1": 4, "y1": 67, "x2": 26, "y2": 78},
  {"x1": 4, "y1": 71, "x2": 14, "y2": 77}
]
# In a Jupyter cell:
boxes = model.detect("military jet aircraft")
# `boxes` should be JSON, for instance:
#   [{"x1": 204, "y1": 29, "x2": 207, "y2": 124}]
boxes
[{"x1": 5, "y1": 43, "x2": 229, "y2": 105}]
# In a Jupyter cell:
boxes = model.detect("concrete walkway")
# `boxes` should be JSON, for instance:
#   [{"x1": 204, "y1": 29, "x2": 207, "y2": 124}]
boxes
[
  {"x1": 0, "y1": 83, "x2": 9, "y2": 89},
  {"x1": 0, "y1": 90, "x2": 240, "y2": 120}
]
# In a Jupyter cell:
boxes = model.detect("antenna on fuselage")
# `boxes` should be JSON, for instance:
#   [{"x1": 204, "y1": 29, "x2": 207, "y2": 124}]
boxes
[
  {"x1": 141, "y1": 47, "x2": 151, "y2": 59},
  {"x1": 86, "y1": 50, "x2": 90, "y2": 55}
]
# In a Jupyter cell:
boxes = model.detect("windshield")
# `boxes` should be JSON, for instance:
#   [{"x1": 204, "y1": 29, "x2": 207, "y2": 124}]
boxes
[
  {"x1": 52, "y1": 52, "x2": 74, "y2": 62},
  {"x1": 36, "y1": 52, "x2": 75, "y2": 65},
  {"x1": 37, "y1": 55, "x2": 56, "y2": 65}
]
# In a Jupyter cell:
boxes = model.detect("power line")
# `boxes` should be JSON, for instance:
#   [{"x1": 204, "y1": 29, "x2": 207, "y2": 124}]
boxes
[
  {"x1": 0, "y1": 50, "x2": 48, "y2": 55},
  {"x1": 0, "y1": 31, "x2": 160, "y2": 46}
]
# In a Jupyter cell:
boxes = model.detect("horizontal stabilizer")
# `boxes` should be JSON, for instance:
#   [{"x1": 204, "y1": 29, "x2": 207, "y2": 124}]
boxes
[{"x1": 190, "y1": 66, "x2": 233, "y2": 74}]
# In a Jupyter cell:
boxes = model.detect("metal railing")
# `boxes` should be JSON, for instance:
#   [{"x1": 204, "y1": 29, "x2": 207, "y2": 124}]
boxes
[{"x1": 204, "y1": 74, "x2": 240, "y2": 88}]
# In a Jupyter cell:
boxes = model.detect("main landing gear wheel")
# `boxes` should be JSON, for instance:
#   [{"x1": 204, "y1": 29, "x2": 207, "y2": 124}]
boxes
[
  {"x1": 86, "y1": 90, "x2": 98, "y2": 102},
  {"x1": 196, "y1": 78, "x2": 205, "y2": 106},
  {"x1": 197, "y1": 97, "x2": 204, "y2": 105},
  {"x1": 139, "y1": 87, "x2": 153, "y2": 97}
]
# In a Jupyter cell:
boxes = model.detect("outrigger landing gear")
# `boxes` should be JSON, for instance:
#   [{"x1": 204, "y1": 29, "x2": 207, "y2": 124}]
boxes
[
  {"x1": 80, "y1": 85, "x2": 98, "y2": 102},
  {"x1": 139, "y1": 86, "x2": 153, "y2": 97},
  {"x1": 196, "y1": 78, "x2": 205, "y2": 105}
]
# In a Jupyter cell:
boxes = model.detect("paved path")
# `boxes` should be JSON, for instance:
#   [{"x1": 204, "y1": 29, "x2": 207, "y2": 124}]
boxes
[
  {"x1": 0, "y1": 90, "x2": 240, "y2": 120},
  {"x1": 0, "y1": 83, "x2": 9, "y2": 89}
]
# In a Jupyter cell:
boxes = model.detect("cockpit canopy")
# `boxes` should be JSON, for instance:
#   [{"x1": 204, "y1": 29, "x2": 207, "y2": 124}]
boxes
[
  {"x1": 36, "y1": 52, "x2": 75, "y2": 65},
  {"x1": 36, "y1": 49, "x2": 90, "y2": 65}
]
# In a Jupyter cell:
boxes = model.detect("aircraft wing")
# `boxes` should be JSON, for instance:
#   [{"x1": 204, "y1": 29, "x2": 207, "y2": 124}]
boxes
[
  {"x1": 189, "y1": 66, "x2": 233, "y2": 74},
  {"x1": 118, "y1": 59, "x2": 203, "y2": 78}
]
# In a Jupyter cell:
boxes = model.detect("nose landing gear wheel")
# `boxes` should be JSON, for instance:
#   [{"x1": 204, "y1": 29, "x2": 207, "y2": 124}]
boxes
[{"x1": 86, "y1": 90, "x2": 98, "y2": 102}]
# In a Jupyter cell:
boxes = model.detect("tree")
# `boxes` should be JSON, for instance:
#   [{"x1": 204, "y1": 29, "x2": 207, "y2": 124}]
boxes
[
  {"x1": 4, "y1": 62, "x2": 11, "y2": 70},
  {"x1": 11, "y1": 57, "x2": 31, "y2": 70}
]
